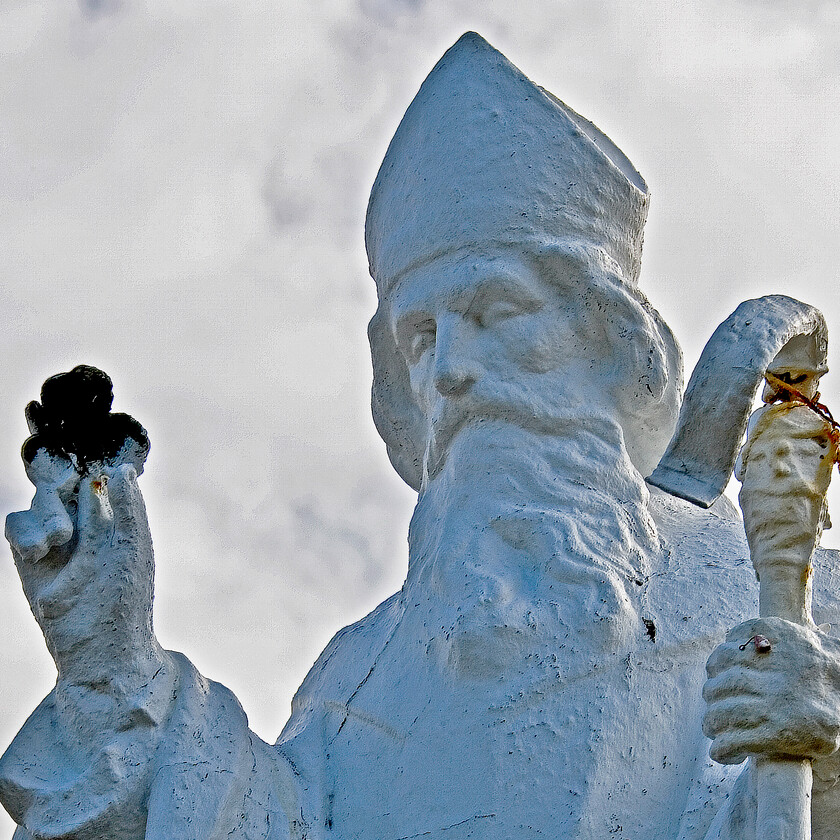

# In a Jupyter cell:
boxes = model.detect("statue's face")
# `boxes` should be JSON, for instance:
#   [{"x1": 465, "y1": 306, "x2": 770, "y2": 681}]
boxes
[
  {"x1": 739, "y1": 407, "x2": 834, "y2": 558},
  {"x1": 742, "y1": 426, "x2": 829, "y2": 497},
  {"x1": 388, "y1": 249, "x2": 606, "y2": 477}
]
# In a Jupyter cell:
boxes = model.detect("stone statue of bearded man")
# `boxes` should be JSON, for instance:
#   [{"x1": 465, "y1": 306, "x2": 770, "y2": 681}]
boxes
[{"x1": 4, "y1": 31, "x2": 840, "y2": 840}]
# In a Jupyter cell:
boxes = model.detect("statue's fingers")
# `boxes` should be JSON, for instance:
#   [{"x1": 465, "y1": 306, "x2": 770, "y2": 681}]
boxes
[
  {"x1": 107, "y1": 464, "x2": 151, "y2": 549},
  {"x1": 726, "y1": 616, "x2": 812, "y2": 650},
  {"x1": 703, "y1": 696, "x2": 769, "y2": 740},
  {"x1": 724, "y1": 616, "x2": 793, "y2": 646},
  {"x1": 711, "y1": 721, "x2": 837, "y2": 763},
  {"x1": 5, "y1": 502, "x2": 74, "y2": 565},
  {"x1": 75, "y1": 473, "x2": 114, "y2": 549},
  {"x1": 702, "y1": 670, "x2": 766, "y2": 705},
  {"x1": 13, "y1": 453, "x2": 80, "y2": 561},
  {"x1": 108, "y1": 463, "x2": 137, "y2": 520},
  {"x1": 110, "y1": 436, "x2": 148, "y2": 475},
  {"x1": 708, "y1": 736, "x2": 749, "y2": 766},
  {"x1": 6, "y1": 510, "x2": 46, "y2": 564},
  {"x1": 706, "y1": 643, "x2": 744, "y2": 677},
  {"x1": 797, "y1": 705, "x2": 840, "y2": 757},
  {"x1": 22, "y1": 449, "x2": 76, "y2": 491}
]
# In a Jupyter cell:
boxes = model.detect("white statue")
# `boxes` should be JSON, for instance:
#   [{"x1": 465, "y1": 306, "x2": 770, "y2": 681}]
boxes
[{"x1": 3, "y1": 32, "x2": 840, "y2": 840}]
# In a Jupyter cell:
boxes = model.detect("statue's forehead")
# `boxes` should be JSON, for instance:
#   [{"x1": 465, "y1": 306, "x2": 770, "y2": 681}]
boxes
[
  {"x1": 755, "y1": 424, "x2": 827, "y2": 443},
  {"x1": 385, "y1": 248, "x2": 540, "y2": 315},
  {"x1": 753, "y1": 407, "x2": 831, "y2": 442}
]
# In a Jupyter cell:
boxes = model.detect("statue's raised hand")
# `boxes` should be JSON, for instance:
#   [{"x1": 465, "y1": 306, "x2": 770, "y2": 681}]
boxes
[
  {"x1": 4, "y1": 367, "x2": 174, "y2": 726},
  {"x1": 0, "y1": 367, "x2": 182, "y2": 838}
]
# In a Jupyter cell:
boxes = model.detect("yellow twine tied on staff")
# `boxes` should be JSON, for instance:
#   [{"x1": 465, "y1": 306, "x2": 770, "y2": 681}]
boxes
[{"x1": 764, "y1": 370, "x2": 840, "y2": 464}]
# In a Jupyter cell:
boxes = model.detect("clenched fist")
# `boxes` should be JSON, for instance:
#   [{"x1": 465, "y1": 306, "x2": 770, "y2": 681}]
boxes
[{"x1": 703, "y1": 617, "x2": 840, "y2": 766}]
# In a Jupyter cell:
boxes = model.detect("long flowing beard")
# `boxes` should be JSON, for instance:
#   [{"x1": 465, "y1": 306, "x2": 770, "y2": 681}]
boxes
[{"x1": 405, "y1": 411, "x2": 660, "y2": 668}]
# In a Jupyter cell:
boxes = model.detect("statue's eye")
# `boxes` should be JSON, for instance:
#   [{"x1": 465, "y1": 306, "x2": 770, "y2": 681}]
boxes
[
  {"x1": 470, "y1": 285, "x2": 543, "y2": 328},
  {"x1": 478, "y1": 300, "x2": 523, "y2": 328},
  {"x1": 774, "y1": 443, "x2": 792, "y2": 459},
  {"x1": 407, "y1": 323, "x2": 436, "y2": 364}
]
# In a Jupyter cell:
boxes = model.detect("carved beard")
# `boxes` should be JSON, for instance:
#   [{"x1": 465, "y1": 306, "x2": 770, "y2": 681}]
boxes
[{"x1": 405, "y1": 408, "x2": 660, "y2": 668}]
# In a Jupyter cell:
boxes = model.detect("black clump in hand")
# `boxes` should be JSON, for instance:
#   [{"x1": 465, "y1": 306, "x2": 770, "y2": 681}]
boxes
[{"x1": 22, "y1": 365, "x2": 150, "y2": 474}]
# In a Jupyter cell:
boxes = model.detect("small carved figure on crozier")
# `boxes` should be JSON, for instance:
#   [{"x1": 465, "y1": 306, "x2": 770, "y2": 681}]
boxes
[{"x1": 737, "y1": 374, "x2": 840, "y2": 840}]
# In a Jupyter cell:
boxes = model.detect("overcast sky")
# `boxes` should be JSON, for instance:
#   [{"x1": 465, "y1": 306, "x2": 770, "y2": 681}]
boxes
[{"x1": 2, "y1": 2, "x2": 839, "y2": 833}]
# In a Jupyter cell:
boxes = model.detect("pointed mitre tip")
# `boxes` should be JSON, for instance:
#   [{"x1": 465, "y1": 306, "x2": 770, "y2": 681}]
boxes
[
  {"x1": 433, "y1": 30, "x2": 514, "y2": 77},
  {"x1": 455, "y1": 30, "x2": 487, "y2": 45},
  {"x1": 433, "y1": 32, "x2": 647, "y2": 198},
  {"x1": 367, "y1": 30, "x2": 650, "y2": 291},
  {"x1": 452, "y1": 30, "x2": 493, "y2": 51}
]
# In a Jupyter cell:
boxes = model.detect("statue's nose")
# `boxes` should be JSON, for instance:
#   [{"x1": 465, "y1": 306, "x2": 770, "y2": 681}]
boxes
[
  {"x1": 772, "y1": 460, "x2": 792, "y2": 479},
  {"x1": 435, "y1": 368, "x2": 475, "y2": 398},
  {"x1": 433, "y1": 317, "x2": 479, "y2": 398}
]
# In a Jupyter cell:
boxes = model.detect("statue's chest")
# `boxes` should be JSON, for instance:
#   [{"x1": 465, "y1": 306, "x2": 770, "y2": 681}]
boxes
[
  {"x1": 293, "y1": 505, "x2": 763, "y2": 839},
  {"x1": 316, "y1": 589, "x2": 726, "y2": 840}
]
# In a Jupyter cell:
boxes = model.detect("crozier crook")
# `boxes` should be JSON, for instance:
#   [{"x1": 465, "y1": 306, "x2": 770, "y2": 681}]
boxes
[{"x1": 647, "y1": 294, "x2": 828, "y2": 508}]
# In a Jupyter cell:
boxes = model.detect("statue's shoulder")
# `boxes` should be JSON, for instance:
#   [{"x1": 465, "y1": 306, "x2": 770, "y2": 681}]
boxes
[
  {"x1": 647, "y1": 486, "x2": 759, "y2": 631},
  {"x1": 649, "y1": 484, "x2": 749, "y2": 571},
  {"x1": 647, "y1": 486, "x2": 840, "y2": 631},
  {"x1": 283, "y1": 592, "x2": 404, "y2": 730}
]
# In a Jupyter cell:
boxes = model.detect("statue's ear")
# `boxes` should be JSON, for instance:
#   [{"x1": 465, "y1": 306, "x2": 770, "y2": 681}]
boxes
[
  {"x1": 611, "y1": 298, "x2": 684, "y2": 478},
  {"x1": 368, "y1": 304, "x2": 426, "y2": 492},
  {"x1": 531, "y1": 242, "x2": 685, "y2": 477},
  {"x1": 647, "y1": 295, "x2": 828, "y2": 507}
]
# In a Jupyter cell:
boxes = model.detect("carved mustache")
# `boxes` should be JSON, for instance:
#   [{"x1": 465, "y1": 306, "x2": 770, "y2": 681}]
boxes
[
  {"x1": 425, "y1": 394, "x2": 605, "y2": 481},
  {"x1": 425, "y1": 400, "x2": 470, "y2": 480}
]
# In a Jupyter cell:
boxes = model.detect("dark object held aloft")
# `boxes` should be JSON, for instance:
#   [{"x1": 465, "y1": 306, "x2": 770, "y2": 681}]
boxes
[{"x1": 22, "y1": 365, "x2": 150, "y2": 474}]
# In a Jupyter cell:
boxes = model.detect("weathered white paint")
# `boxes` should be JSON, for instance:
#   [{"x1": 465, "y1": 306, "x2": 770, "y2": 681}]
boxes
[{"x1": 3, "y1": 32, "x2": 840, "y2": 840}]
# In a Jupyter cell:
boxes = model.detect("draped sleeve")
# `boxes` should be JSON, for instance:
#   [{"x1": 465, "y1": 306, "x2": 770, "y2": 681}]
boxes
[{"x1": 0, "y1": 653, "x2": 312, "y2": 840}]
